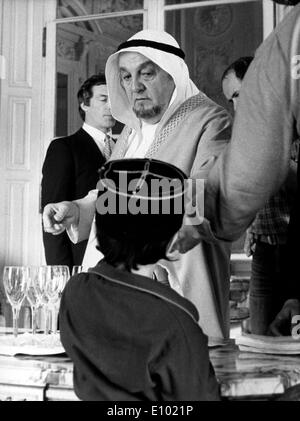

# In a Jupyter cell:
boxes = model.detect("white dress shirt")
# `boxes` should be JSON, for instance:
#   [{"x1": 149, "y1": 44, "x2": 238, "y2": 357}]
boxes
[{"x1": 82, "y1": 122, "x2": 112, "y2": 156}]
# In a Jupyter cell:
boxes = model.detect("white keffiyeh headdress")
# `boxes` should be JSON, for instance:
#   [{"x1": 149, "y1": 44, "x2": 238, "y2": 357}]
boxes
[{"x1": 105, "y1": 30, "x2": 199, "y2": 135}]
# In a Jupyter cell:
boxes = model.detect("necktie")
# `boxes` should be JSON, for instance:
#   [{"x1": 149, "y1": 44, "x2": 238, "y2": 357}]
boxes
[{"x1": 103, "y1": 133, "x2": 113, "y2": 161}]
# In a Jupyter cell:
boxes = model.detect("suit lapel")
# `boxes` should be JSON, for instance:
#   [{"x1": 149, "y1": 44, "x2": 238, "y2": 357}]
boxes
[{"x1": 77, "y1": 127, "x2": 105, "y2": 163}]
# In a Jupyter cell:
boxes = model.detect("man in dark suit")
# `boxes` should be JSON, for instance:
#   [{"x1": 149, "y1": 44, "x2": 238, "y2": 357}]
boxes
[{"x1": 41, "y1": 74, "x2": 116, "y2": 270}]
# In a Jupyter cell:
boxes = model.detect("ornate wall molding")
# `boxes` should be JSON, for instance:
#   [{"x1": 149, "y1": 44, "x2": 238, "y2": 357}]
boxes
[
  {"x1": 5, "y1": 181, "x2": 29, "y2": 264},
  {"x1": 194, "y1": 5, "x2": 233, "y2": 37},
  {"x1": 7, "y1": 97, "x2": 31, "y2": 170},
  {"x1": 9, "y1": 0, "x2": 33, "y2": 88}
]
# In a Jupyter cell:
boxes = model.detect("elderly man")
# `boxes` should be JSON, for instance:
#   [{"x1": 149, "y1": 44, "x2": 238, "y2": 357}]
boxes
[{"x1": 43, "y1": 30, "x2": 232, "y2": 339}]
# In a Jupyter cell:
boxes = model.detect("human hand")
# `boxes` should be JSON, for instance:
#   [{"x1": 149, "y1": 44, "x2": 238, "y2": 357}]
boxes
[
  {"x1": 168, "y1": 225, "x2": 202, "y2": 255},
  {"x1": 42, "y1": 201, "x2": 80, "y2": 235},
  {"x1": 268, "y1": 299, "x2": 300, "y2": 336}
]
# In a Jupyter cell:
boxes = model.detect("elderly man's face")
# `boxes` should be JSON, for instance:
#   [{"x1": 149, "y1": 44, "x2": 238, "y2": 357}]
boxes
[{"x1": 118, "y1": 52, "x2": 175, "y2": 124}]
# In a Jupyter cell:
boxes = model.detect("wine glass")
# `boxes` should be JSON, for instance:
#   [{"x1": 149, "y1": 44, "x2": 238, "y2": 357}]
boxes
[
  {"x1": 34, "y1": 266, "x2": 51, "y2": 335},
  {"x1": 47, "y1": 265, "x2": 69, "y2": 334},
  {"x1": 3, "y1": 266, "x2": 29, "y2": 337},
  {"x1": 71, "y1": 266, "x2": 83, "y2": 276},
  {"x1": 25, "y1": 266, "x2": 41, "y2": 335},
  {"x1": 36, "y1": 266, "x2": 69, "y2": 335}
]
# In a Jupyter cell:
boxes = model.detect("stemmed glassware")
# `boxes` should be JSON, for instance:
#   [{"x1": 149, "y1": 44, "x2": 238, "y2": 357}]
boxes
[
  {"x1": 25, "y1": 266, "x2": 41, "y2": 335},
  {"x1": 3, "y1": 266, "x2": 29, "y2": 337},
  {"x1": 47, "y1": 265, "x2": 69, "y2": 334},
  {"x1": 34, "y1": 266, "x2": 51, "y2": 335},
  {"x1": 35, "y1": 265, "x2": 69, "y2": 335}
]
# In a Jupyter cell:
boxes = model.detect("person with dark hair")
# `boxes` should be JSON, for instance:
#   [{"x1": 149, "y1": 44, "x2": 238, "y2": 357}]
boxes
[
  {"x1": 77, "y1": 74, "x2": 106, "y2": 120},
  {"x1": 222, "y1": 56, "x2": 298, "y2": 335},
  {"x1": 222, "y1": 57, "x2": 254, "y2": 82},
  {"x1": 221, "y1": 57, "x2": 253, "y2": 111},
  {"x1": 41, "y1": 74, "x2": 116, "y2": 270},
  {"x1": 59, "y1": 158, "x2": 220, "y2": 401}
]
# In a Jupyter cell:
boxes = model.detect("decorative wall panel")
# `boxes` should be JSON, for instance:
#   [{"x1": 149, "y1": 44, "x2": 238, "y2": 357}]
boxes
[
  {"x1": 7, "y1": 97, "x2": 31, "y2": 170},
  {"x1": 9, "y1": 0, "x2": 33, "y2": 87},
  {"x1": 0, "y1": 0, "x2": 49, "y2": 278},
  {"x1": 5, "y1": 182, "x2": 29, "y2": 265}
]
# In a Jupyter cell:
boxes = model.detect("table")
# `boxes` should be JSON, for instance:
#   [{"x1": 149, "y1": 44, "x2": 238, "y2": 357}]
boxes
[
  {"x1": 210, "y1": 340, "x2": 300, "y2": 400},
  {"x1": 0, "y1": 353, "x2": 77, "y2": 401},
  {"x1": 0, "y1": 339, "x2": 300, "y2": 400}
]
